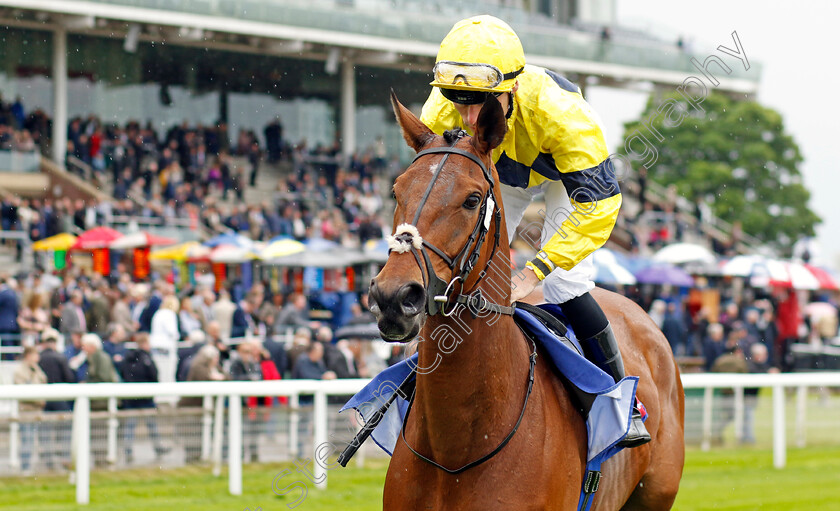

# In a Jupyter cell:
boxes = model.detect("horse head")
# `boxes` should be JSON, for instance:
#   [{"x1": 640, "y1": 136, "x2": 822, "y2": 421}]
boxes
[{"x1": 369, "y1": 91, "x2": 509, "y2": 342}]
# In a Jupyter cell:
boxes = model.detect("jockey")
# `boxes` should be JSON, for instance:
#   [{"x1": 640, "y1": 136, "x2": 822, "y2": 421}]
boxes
[{"x1": 420, "y1": 15, "x2": 650, "y2": 448}]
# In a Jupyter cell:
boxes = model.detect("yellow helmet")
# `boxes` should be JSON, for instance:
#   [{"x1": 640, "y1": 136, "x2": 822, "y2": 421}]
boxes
[{"x1": 431, "y1": 15, "x2": 525, "y2": 103}]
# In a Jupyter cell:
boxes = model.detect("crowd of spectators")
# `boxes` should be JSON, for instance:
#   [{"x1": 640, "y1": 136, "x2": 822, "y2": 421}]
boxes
[
  {"x1": 4, "y1": 265, "x2": 396, "y2": 470},
  {"x1": 0, "y1": 95, "x2": 390, "y2": 261},
  {"x1": 641, "y1": 286, "x2": 839, "y2": 374}
]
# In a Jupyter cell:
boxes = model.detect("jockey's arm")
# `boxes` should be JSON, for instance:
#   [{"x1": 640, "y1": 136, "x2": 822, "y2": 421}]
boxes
[{"x1": 524, "y1": 103, "x2": 622, "y2": 281}]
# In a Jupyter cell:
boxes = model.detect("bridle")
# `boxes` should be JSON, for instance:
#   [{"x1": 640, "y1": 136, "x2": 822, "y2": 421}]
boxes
[
  {"x1": 391, "y1": 130, "x2": 514, "y2": 318},
  {"x1": 386, "y1": 130, "x2": 536, "y2": 475}
]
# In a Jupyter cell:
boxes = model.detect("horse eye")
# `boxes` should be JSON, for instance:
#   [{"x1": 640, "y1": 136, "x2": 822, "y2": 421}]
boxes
[{"x1": 463, "y1": 194, "x2": 481, "y2": 210}]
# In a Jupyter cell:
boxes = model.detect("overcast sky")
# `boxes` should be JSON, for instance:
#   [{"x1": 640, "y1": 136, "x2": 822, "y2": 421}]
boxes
[{"x1": 584, "y1": 0, "x2": 840, "y2": 268}]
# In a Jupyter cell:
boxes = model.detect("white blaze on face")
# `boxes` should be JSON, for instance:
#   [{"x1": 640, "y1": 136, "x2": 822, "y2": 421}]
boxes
[
  {"x1": 387, "y1": 223, "x2": 423, "y2": 254},
  {"x1": 429, "y1": 162, "x2": 438, "y2": 174}
]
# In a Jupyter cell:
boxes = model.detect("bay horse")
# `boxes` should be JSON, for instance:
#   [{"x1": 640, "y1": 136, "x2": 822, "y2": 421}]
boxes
[{"x1": 368, "y1": 92, "x2": 684, "y2": 510}]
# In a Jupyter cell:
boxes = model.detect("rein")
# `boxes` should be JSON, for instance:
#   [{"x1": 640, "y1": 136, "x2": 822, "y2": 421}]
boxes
[{"x1": 394, "y1": 131, "x2": 513, "y2": 318}]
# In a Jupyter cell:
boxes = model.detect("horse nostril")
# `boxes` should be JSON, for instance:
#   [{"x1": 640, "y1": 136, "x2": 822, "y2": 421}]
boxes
[
  {"x1": 398, "y1": 282, "x2": 426, "y2": 316},
  {"x1": 368, "y1": 281, "x2": 382, "y2": 314}
]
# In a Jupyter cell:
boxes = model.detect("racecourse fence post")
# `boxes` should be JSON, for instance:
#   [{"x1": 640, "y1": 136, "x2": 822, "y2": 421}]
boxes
[
  {"x1": 229, "y1": 394, "x2": 243, "y2": 495},
  {"x1": 773, "y1": 384, "x2": 786, "y2": 469},
  {"x1": 314, "y1": 390, "x2": 328, "y2": 490},
  {"x1": 733, "y1": 386, "x2": 744, "y2": 444},
  {"x1": 701, "y1": 386, "x2": 713, "y2": 451},
  {"x1": 75, "y1": 396, "x2": 91, "y2": 505},
  {"x1": 795, "y1": 385, "x2": 807, "y2": 448},
  {"x1": 289, "y1": 393, "x2": 299, "y2": 458},
  {"x1": 9, "y1": 399, "x2": 19, "y2": 471},
  {"x1": 212, "y1": 395, "x2": 224, "y2": 477},
  {"x1": 107, "y1": 397, "x2": 118, "y2": 464},
  {"x1": 201, "y1": 395, "x2": 213, "y2": 461}
]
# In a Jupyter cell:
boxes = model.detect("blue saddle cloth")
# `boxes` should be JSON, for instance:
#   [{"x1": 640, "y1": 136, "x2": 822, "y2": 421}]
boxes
[{"x1": 341, "y1": 305, "x2": 641, "y2": 511}]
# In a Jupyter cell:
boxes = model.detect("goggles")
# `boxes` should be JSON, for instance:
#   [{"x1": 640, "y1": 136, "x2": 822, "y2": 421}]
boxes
[{"x1": 431, "y1": 61, "x2": 523, "y2": 95}]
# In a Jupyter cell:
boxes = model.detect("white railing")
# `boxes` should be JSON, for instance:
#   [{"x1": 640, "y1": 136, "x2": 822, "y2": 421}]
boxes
[
  {"x1": 3, "y1": 372, "x2": 840, "y2": 505},
  {"x1": 0, "y1": 379, "x2": 370, "y2": 504},
  {"x1": 681, "y1": 372, "x2": 840, "y2": 468}
]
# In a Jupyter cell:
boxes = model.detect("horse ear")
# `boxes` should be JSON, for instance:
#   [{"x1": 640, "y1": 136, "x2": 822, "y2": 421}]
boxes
[
  {"x1": 471, "y1": 94, "x2": 507, "y2": 155},
  {"x1": 391, "y1": 89, "x2": 435, "y2": 153}
]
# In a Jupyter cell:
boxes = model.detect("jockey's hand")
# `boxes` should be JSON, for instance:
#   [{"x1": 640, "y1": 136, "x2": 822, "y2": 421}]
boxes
[{"x1": 510, "y1": 267, "x2": 540, "y2": 303}]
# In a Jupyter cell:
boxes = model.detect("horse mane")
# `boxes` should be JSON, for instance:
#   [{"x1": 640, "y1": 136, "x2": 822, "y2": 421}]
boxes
[{"x1": 442, "y1": 128, "x2": 467, "y2": 144}]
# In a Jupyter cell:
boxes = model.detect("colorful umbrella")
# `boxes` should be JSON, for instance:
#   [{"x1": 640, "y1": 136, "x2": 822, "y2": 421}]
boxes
[
  {"x1": 259, "y1": 239, "x2": 306, "y2": 260},
  {"x1": 150, "y1": 241, "x2": 209, "y2": 262},
  {"x1": 804, "y1": 264, "x2": 840, "y2": 291},
  {"x1": 210, "y1": 244, "x2": 257, "y2": 264},
  {"x1": 204, "y1": 233, "x2": 254, "y2": 248},
  {"x1": 109, "y1": 231, "x2": 177, "y2": 250},
  {"x1": 634, "y1": 263, "x2": 694, "y2": 287},
  {"x1": 71, "y1": 227, "x2": 124, "y2": 250},
  {"x1": 653, "y1": 243, "x2": 717, "y2": 265},
  {"x1": 760, "y1": 259, "x2": 819, "y2": 290},
  {"x1": 32, "y1": 233, "x2": 77, "y2": 251},
  {"x1": 720, "y1": 254, "x2": 769, "y2": 277}
]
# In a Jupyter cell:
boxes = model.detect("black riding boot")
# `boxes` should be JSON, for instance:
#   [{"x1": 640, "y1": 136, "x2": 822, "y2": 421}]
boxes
[{"x1": 580, "y1": 323, "x2": 651, "y2": 448}]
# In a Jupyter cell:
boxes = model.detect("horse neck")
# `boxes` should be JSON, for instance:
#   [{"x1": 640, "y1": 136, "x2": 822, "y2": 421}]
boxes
[{"x1": 411, "y1": 237, "x2": 529, "y2": 463}]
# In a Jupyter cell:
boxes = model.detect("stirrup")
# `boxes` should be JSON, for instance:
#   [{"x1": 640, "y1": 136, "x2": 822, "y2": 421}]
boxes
[{"x1": 618, "y1": 410, "x2": 651, "y2": 448}]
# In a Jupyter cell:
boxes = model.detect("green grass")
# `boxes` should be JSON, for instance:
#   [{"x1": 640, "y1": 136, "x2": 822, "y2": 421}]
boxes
[{"x1": 3, "y1": 447, "x2": 840, "y2": 510}]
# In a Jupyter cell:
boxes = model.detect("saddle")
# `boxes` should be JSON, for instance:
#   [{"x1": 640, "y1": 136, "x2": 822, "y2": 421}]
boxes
[{"x1": 512, "y1": 302, "x2": 596, "y2": 417}]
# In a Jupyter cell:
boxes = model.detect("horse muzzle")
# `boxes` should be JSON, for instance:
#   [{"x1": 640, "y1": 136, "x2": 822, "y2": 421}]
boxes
[{"x1": 369, "y1": 279, "x2": 426, "y2": 342}]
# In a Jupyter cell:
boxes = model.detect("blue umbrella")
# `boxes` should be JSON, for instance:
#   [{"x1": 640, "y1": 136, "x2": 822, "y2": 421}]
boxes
[
  {"x1": 204, "y1": 233, "x2": 253, "y2": 248},
  {"x1": 634, "y1": 263, "x2": 694, "y2": 287}
]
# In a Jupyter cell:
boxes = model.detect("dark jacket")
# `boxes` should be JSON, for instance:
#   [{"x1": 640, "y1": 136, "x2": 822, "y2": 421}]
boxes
[
  {"x1": 38, "y1": 347, "x2": 75, "y2": 412},
  {"x1": 38, "y1": 347, "x2": 76, "y2": 384},
  {"x1": 0, "y1": 284, "x2": 19, "y2": 333},
  {"x1": 121, "y1": 348, "x2": 158, "y2": 408},
  {"x1": 292, "y1": 353, "x2": 327, "y2": 380}
]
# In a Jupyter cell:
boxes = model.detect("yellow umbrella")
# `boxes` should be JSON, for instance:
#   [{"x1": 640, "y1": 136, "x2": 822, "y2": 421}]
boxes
[
  {"x1": 32, "y1": 233, "x2": 77, "y2": 251},
  {"x1": 150, "y1": 241, "x2": 209, "y2": 262},
  {"x1": 259, "y1": 239, "x2": 306, "y2": 260}
]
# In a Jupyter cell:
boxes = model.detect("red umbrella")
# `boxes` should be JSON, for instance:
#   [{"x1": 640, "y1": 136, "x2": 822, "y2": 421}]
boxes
[
  {"x1": 70, "y1": 227, "x2": 124, "y2": 250},
  {"x1": 109, "y1": 231, "x2": 177, "y2": 250},
  {"x1": 804, "y1": 264, "x2": 840, "y2": 291}
]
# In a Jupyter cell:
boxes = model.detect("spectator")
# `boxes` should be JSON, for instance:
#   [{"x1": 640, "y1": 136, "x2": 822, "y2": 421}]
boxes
[
  {"x1": 17, "y1": 291, "x2": 49, "y2": 347},
  {"x1": 149, "y1": 295, "x2": 180, "y2": 384},
  {"x1": 775, "y1": 289, "x2": 801, "y2": 372},
  {"x1": 178, "y1": 296, "x2": 202, "y2": 339},
  {"x1": 65, "y1": 329, "x2": 88, "y2": 382},
  {"x1": 81, "y1": 333, "x2": 119, "y2": 466},
  {"x1": 703, "y1": 323, "x2": 726, "y2": 371},
  {"x1": 176, "y1": 329, "x2": 206, "y2": 382},
  {"x1": 13, "y1": 345, "x2": 47, "y2": 473},
  {"x1": 179, "y1": 344, "x2": 227, "y2": 463},
  {"x1": 211, "y1": 289, "x2": 237, "y2": 340},
  {"x1": 743, "y1": 343, "x2": 778, "y2": 444},
  {"x1": 85, "y1": 281, "x2": 111, "y2": 336},
  {"x1": 291, "y1": 342, "x2": 336, "y2": 381},
  {"x1": 111, "y1": 288, "x2": 137, "y2": 336},
  {"x1": 37, "y1": 329, "x2": 74, "y2": 470},
  {"x1": 0, "y1": 276, "x2": 21, "y2": 359},
  {"x1": 59, "y1": 289, "x2": 86, "y2": 336},
  {"x1": 102, "y1": 322, "x2": 129, "y2": 371},
  {"x1": 274, "y1": 293, "x2": 313, "y2": 333},
  {"x1": 661, "y1": 302, "x2": 688, "y2": 356},
  {"x1": 120, "y1": 333, "x2": 170, "y2": 463},
  {"x1": 710, "y1": 340, "x2": 748, "y2": 445},
  {"x1": 229, "y1": 341, "x2": 263, "y2": 462}
]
